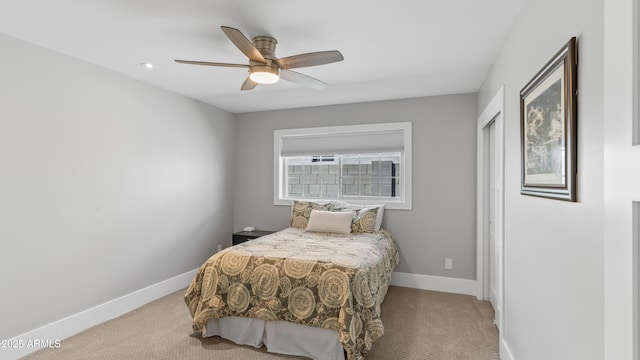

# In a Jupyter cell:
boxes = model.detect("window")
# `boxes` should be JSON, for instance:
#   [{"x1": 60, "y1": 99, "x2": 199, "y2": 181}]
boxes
[
  {"x1": 285, "y1": 153, "x2": 401, "y2": 199},
  {"x1": 274, "y1": 122, "x2": 411, "y2": 210}
]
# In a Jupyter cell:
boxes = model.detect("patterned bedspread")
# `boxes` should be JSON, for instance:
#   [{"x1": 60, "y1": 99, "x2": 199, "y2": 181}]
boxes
[{"x1": 185, "y1": 227, "x2": 399, "y2": 360}]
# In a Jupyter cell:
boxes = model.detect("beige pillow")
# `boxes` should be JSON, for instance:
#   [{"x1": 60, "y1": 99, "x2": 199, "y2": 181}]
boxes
[{"x1": 305, "y1": 209, "x2": 354, "y2": 234}]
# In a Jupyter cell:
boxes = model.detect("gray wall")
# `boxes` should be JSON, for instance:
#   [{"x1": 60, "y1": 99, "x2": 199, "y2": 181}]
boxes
[
  {"x1": 477, "y1": 0, "x2": 604, "y2": 358},
  {"x1": 234, "y1": 94, "x2": 478, "y2": 279},
  {"x1": 0, "y1": 33, "x2": 235, "y2": 340}
]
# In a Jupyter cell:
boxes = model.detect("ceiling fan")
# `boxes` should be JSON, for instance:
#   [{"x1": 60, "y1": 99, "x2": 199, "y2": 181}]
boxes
[{"x1": 175, "y1": 26, "x2": 344, "y2": 91}]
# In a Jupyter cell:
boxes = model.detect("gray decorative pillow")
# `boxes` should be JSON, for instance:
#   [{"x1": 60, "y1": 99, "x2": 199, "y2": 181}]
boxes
[
  {"x1": 344, "y1": 207, "x2": 378, "y2": 233},
  {"x1": 333, "y1": 201, "x2": 385, "y2": 231}
]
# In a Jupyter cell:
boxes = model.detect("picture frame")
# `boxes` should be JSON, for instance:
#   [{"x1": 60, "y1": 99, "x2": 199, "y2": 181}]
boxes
[{"x1": 520, "y1": 37, "x2": 577, "y2": 201}]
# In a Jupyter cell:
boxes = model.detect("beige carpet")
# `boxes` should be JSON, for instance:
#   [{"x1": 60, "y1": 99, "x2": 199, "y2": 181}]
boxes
[{"x1": 22, "y1": 286, "x2": 498, "y2": 360}]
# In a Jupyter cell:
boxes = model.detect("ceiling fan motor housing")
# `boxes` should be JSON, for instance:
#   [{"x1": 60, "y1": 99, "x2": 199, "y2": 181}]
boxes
[
  {"x1": 249, "y1": 36, "x2": 280, "y2": 82},
  {"x1": 252, "y1": 36, "x2": 277, "y2": 58}
]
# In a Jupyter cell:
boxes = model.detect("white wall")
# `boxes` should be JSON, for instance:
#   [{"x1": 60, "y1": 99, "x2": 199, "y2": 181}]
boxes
[
  {"x1": 0, "y1": 33, "x2": 235, "y2": 340},
  {"x1": 233, "y1": 94, "x2": 478, "y2": 280},
  {"x1": 477, "y1": 0, "x2": 604, "y2": 359},
  {"x1": 603, "y1": 0, "x2": 638, "y2": 358}
]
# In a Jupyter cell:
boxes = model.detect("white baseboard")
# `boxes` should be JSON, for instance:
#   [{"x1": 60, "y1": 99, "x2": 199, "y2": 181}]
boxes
[
  {"x1": 501, "y1": 338, "x2": 515, "y2": 360},
  {"x1": 390, "y1": 271, "x2": 477, "y2": 296},
  {"x1": 4, "y1": 268, "x2": 198, "y2": 360}
]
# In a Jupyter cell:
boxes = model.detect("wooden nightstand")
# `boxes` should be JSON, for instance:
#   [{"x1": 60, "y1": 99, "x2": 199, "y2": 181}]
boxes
[{"x1": 232, "y1": 230, "x2": 276, "y2": 245}]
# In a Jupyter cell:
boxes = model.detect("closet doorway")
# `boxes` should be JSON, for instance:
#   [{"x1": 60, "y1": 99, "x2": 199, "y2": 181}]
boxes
[{"x1": 476, "y1": 86, "x2": 505, "y2": 333}]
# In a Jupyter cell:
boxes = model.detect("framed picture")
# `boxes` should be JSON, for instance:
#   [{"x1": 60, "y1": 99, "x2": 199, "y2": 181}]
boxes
[{"x1": 520, "y1": 37, "x2": 577, "y2": 201}]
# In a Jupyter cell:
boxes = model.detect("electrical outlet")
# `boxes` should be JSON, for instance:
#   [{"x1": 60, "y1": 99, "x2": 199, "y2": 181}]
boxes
[
  {"x1": 217, "y1": 244, "x2": 222, "y2": 252},
  {"x1": 445, "y1": 257, "x2": 453, "y2": 270}
]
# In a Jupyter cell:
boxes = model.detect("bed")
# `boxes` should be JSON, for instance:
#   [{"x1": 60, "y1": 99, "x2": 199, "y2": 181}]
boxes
[{"x1": 184, "y1": 201, "x2": 399, "y2": 360}]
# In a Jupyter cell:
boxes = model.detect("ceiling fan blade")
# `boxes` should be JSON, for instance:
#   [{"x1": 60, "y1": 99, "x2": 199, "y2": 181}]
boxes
[
  {"x1": 275, "y1": 50, "x2": 344, "y2": 70},
  {"x1": 241, "y1": 77, "x2": 259, "y2": 91},
  {"x1": 220, "y1": 26, "x2": 267, "y2": 63},
  {"x1": 280, "y1": 69, "x2": 327, "y2": 90},
  {"x1": 174, "y1": 60, "x2": 249, "y2": 68}
]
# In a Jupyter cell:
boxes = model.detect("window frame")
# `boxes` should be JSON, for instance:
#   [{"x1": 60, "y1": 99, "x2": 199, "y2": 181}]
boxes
[{"x1": 274, "y1": 122, "x2": 412, "y2": 210}]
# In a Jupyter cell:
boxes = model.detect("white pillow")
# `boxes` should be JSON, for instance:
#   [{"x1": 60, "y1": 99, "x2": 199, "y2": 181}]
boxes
[
  {"x1": 332, "y1": 201, "x2": 385, "y2": 231},
  {"x1": 305, "y1": 209, "x2": 354, "y2": 234}
]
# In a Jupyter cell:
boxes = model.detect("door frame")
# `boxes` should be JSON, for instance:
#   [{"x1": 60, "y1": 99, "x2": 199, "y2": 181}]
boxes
[{"x1": 476, "y1": 86, "x2": 505, "y2": 333}]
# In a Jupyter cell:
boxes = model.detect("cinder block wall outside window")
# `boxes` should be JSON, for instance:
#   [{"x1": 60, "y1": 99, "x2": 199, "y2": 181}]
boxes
[{"x1": 287, "y1": 161, "x2": 400, "y2": 198}]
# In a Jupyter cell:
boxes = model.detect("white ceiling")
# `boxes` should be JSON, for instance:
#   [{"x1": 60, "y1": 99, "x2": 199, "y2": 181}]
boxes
[{"x1": 0, "y1": 0, "x2": 524, "y2": 114}]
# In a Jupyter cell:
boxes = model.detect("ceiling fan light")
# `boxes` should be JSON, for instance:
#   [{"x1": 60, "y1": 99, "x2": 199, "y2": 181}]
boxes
[{"x1": 249, "y1": 66, "x2": 280, "y2": 84}]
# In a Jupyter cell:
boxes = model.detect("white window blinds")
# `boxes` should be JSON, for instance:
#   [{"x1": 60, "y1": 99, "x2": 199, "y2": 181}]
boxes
[{"x1": 280, "y1": 127, "x2": 406, "y2": 156}]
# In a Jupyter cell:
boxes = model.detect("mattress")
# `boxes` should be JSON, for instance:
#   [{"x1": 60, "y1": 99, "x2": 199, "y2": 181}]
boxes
[{"x1": 185, "y1": 227, "x2": 399, "y2": 360}]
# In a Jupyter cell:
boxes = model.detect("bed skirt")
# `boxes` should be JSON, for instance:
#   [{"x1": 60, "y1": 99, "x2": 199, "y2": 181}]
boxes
[{"x1": 204, "y1": 317, "x2": 345, "y2": 360}]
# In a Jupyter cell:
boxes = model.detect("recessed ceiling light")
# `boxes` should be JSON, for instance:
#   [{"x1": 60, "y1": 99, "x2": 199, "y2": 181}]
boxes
[{"x1": 140, "y1": 62, "x2": 155, "y2": 69}]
